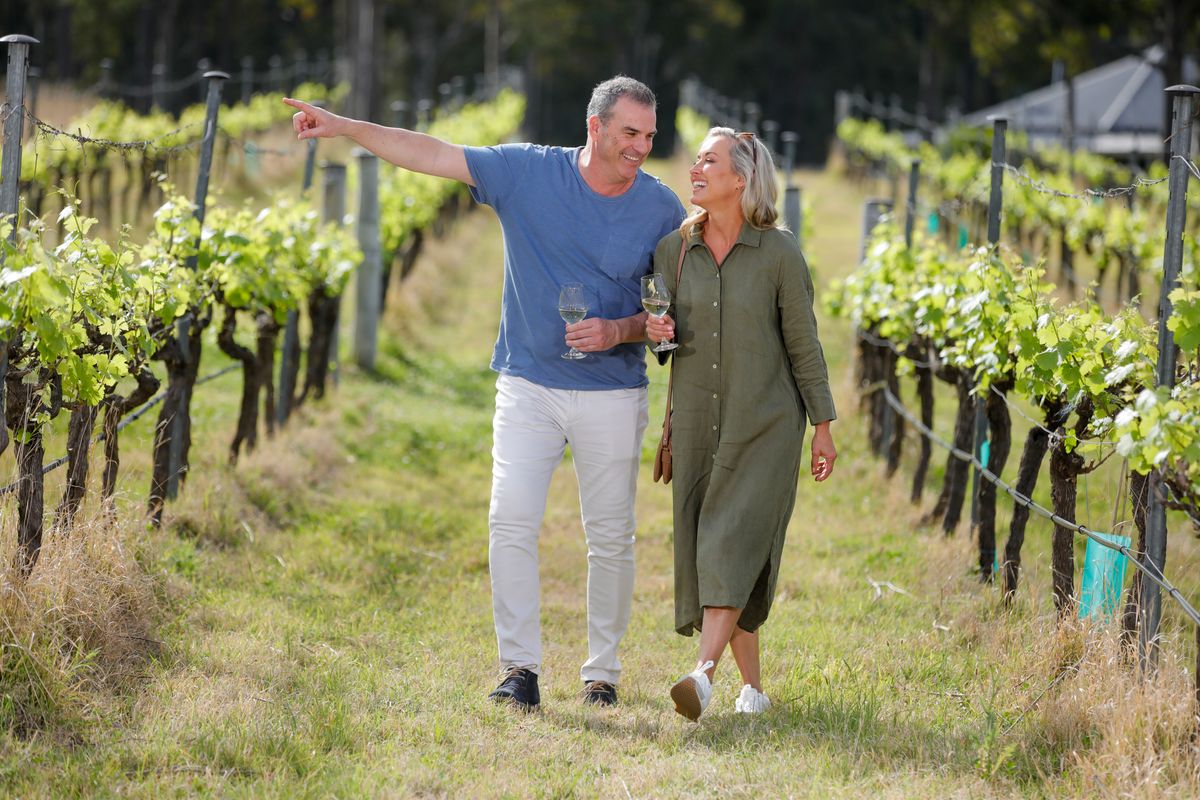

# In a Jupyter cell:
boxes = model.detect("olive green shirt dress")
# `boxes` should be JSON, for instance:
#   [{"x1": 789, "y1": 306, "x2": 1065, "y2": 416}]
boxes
[{"x1": 654, "y1": 223, "x2": 836, "y2": 636}]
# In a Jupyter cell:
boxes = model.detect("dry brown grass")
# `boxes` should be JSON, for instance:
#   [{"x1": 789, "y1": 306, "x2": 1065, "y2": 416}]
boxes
[
  {"x1": 1060, "y1": 627, "x2": 1200, "y2": 796},
  {"x1": 0, "y1": 336, "x2": 347, "y2": 746},
  {"x1": 0, "y1": 509, "x2": 160, "y2": 735},
  {"x1": 165, "y1": 416, "x2": 344, "y2": 548},
  {"x1": 876, "y1": 518, "x2": 1200, "y2": 795}
]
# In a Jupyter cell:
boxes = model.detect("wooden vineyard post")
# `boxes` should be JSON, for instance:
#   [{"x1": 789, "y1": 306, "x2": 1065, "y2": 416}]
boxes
[{"x1": 1140, "y1": 85, "x2": 1200, "y2": 670}]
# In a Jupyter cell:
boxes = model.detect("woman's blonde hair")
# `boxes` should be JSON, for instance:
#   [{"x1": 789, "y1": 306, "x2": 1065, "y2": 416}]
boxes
[{"x1": 681, "y1": 127, "x2": 779, "y2": 240}]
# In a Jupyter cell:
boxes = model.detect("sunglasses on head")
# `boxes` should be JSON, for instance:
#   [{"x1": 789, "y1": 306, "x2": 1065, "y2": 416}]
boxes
[{"x1": 736, "y1": 131, "x2": 758, "y2": 164}]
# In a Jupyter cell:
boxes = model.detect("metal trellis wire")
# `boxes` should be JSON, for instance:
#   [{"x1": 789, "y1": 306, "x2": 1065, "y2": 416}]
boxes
[
  {"x1": 0, "y1": 364, "x2": 239, "y2": 497},
  {"x1": 882, "y1": 384, "x2": 1200, "y2": 629}
]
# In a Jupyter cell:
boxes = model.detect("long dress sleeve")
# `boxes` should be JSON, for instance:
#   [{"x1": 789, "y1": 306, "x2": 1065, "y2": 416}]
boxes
[{"x1": 778, "y1": 244, "x2": 837, "y2": 426}]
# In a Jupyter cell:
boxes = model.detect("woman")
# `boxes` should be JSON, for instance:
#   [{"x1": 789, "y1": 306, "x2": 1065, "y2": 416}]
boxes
[{"x1": 646, "y1": 129, "x2": 837, "y2": 721}]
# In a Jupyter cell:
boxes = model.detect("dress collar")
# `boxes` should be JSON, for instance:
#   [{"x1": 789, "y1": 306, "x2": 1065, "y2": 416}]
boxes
[{"x1": 686, "y1": 219, "x2": 763, "y2": 249}]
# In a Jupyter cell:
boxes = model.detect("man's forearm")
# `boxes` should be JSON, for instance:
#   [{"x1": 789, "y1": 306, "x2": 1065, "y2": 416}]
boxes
[
  {"x1": 342, "y1": 119, "x2": 473, "y2": 185},
  {"x1": 614, "y1": 311, "x2": 650, "y2": 345}
]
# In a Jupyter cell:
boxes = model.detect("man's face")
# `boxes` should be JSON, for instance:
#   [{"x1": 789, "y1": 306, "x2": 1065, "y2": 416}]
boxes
[{"x1": 590, "y1": 97, "x2": 657, "y2": 183}]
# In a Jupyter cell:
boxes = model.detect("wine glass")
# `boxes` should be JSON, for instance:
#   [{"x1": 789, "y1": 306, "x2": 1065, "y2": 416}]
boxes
[
  {"x1": 558, "y1": 282, "x2": 589, "y2": 360},
  {"x1": 641, "y1": 273, "x2": 677, "y2": 352}
]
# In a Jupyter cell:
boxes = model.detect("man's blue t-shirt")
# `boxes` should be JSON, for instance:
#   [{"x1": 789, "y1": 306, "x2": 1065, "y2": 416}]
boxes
[{"x1": 464, "y1": 143, "x2": 685, "y2": 390}]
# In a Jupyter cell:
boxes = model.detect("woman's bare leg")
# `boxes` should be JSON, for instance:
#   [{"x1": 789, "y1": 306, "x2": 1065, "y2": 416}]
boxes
[
  {"x1": 696, "y1": 606, "x2": 741, "y2": 679},
  {"x1": 671, "y1": 606, "x2": 746, "y2": 721},
  {"x1": 728, "y1": 626, "x2": 761, "y2": 690}
]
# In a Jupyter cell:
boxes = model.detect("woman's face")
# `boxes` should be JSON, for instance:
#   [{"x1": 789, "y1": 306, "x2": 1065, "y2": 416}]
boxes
[{"x1": 689, "y1": 135, "x2": 743, "y2": 210}]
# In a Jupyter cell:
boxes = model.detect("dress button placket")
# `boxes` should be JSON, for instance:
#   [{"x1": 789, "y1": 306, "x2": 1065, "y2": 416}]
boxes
[{"x1": 712, "y1": 269, "x2": 721, "y2": 452}]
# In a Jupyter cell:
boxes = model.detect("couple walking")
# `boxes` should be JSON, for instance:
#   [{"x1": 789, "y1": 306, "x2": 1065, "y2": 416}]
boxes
[{"x1": 285, "y1": 75, "x2": 836, "y2": 722}]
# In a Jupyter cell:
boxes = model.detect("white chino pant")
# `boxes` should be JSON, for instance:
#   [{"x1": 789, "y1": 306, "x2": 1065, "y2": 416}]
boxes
[{"x1": 488, "y1": 374, "x2": 649, "y2": 684}]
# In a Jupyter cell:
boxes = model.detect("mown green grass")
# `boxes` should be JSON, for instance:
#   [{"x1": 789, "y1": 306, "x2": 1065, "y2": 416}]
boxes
[{"x1": 1, "y1": 158, "x2": 1197, "y2": 798}]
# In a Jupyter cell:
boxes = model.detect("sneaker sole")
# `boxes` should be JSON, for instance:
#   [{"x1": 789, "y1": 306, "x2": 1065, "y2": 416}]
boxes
[{"x1": 670, "y1": 677, "x2": 702, "y2": 721}]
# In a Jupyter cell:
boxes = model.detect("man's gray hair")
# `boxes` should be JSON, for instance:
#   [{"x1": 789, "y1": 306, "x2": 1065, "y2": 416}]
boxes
[{"x1": 586, "y1": 76, "x2": 656, "y2": 123}]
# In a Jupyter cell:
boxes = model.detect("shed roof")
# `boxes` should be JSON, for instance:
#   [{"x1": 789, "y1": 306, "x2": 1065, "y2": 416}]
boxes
[{"x1": 959, "y1": 47, "x2": 1198, "y2": 155}]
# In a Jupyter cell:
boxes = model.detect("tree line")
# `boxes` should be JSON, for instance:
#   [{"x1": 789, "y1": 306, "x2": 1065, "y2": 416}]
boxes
[{"x1": 4, "y1": 1, "x2": 1198, "y2": 161}]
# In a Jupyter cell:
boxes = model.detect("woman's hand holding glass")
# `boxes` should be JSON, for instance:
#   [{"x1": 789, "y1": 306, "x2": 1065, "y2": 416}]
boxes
[
  {"x1": 641, "y1": 273, "x2": 678, "y2": 352},
  {"x1": 645, "y1": 311, "x2": 675, "y2": 349}
]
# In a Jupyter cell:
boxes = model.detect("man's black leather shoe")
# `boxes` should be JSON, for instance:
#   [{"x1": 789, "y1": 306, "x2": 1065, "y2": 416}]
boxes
[
  {"x1": 582, "y1": 680, "x2": 617, "y2": 707},
  {"x1": 489, "y1": 668, "x2": 540, "y2": 711}
]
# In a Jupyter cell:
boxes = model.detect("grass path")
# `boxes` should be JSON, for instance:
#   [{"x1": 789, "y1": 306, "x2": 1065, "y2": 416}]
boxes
[{"x1": 2, "y1": 159, "x2": 1198, "y2": 798}]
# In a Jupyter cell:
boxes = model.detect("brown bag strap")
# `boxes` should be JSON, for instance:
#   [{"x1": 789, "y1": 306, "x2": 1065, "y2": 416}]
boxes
[{"x1": 661, "y1": 235, "x2": 687, "y2": 439}]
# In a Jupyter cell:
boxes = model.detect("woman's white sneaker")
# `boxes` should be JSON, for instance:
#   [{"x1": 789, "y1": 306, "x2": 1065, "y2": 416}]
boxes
[
  {"x1": 670, "y1": 660, "x2": 714, "y2": 721},
  {"x1": 734, "y1": 684, "x2": 771, "y2": 714}
]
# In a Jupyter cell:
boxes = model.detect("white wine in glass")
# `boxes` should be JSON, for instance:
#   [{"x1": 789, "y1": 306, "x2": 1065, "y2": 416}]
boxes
[
  {"x1": 558, "y1": 282, "x2": 589, "y2": 360},
  {"x1": 641, "y1": 273, "x2": 677, "y2": 352}
]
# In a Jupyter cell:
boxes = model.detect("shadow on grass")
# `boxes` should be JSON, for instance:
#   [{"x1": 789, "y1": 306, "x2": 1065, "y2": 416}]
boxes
[{"x1": 530, "y1": 665, "x2": 992, "y2": 784}]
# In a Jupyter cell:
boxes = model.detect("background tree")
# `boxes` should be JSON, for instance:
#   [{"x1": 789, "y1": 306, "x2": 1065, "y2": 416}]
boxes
[{"x1": 1, "y1": 0, "x2": 1187, "y2": 161}]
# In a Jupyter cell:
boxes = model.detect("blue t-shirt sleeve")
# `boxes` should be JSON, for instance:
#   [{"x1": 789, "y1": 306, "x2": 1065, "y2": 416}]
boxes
[
  {"x1": 652, "y1": 184, "x2": 686, "y2": 240},
  {"x1": 668, "y1": 195, "x2": 686, "y2": 233},
  {"x1": 650, "y1": 186, "x2": 686, "y2": 252},
  {"x1": 464, "y1": 143, "x2": 536, "y2": 209}
]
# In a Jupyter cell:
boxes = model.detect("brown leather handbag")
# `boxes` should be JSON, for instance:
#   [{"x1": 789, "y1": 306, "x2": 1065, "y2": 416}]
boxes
[{"x1": 652, "y1": 236, "x2": 688, "y2": 484}]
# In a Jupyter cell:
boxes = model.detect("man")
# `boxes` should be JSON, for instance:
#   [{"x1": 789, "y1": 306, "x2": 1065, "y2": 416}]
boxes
[{"x1": 284, "y1": 76, "x2": 684, "y2": 711}]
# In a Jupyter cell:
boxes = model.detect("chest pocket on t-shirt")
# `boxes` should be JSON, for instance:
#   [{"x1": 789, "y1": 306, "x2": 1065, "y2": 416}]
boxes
[{"x1": 600, "y1": 229, "x2": 655, "y2": 280}]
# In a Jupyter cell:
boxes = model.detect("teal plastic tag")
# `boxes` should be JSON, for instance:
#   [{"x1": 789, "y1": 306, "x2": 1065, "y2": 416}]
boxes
[
  {"x1": 979, "y1": 440, "x2": 990, "y2": 470},
  {"x1": 1078, "y1": 533, "x2": 1132, "y2": 620},
  {"x1": 957, "y1": 225, "x2": 969, "y2": 249},
  {"x1": 243, "y1": 144, "x2": 262, "y2": 178},
  {"x1": 928, "y1": 212, "x2": 939, "y2": 233}
]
